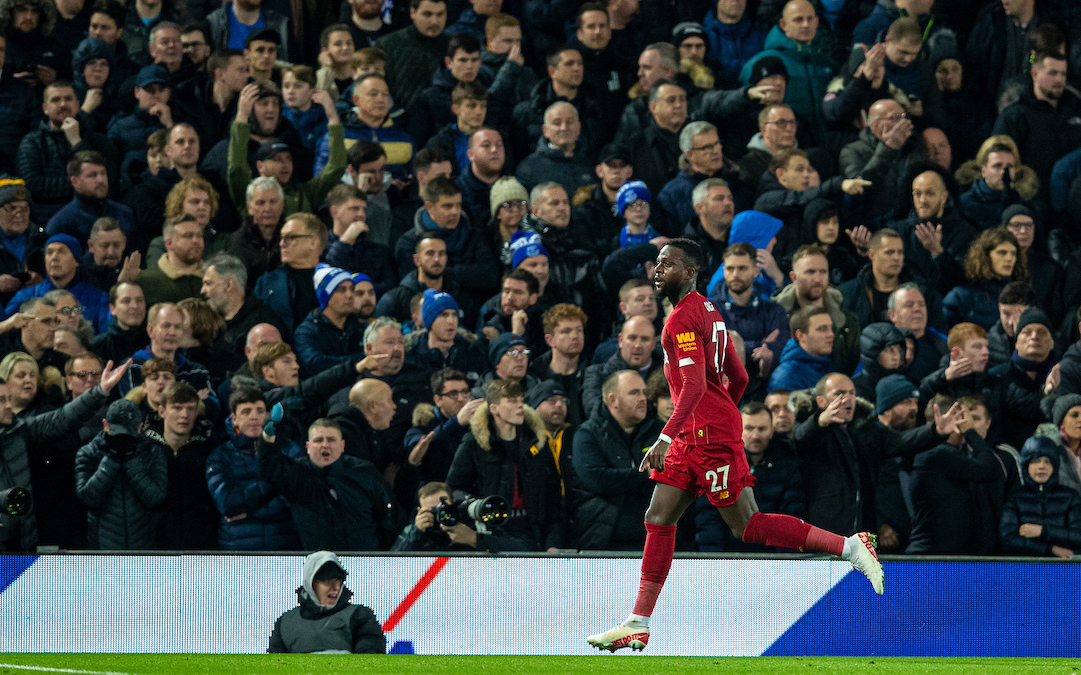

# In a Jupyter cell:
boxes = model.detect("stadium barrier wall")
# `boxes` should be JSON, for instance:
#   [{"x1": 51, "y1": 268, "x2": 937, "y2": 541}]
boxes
[{"x1": 0, "y1": 554, "x2": 1077, "y2": 657}]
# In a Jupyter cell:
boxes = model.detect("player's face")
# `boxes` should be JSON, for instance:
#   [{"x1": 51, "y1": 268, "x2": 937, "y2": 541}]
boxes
[
  {"x1": 654, "y1": 245, "x2": 692, "y2": 298},
  {"x1": 764, "y1": 393, "x2": 794, "y2": 434},
  {"x1": 799, "y1": 314, "x2": 834, "y2": 356},
  {"x1": 816, "y1": 375, "x2": 855, "y2": 423},
  {"x1": 722, "y1": 253, "x2": 755, "y2": 295},
  {"x1": 791, "y1": 253, "x2": 829, "y2": 302},
  {"x1": 741, "y1": 411, "x2": 773, "y2": 455}
]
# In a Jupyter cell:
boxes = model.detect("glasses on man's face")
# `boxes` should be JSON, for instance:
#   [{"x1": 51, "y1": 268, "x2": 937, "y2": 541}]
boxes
[
  {"x1": 280, "y1": 233, "x2": 315, "y2": 246},
  {"x1": 57, "y1": 306, "x2": 83, "y2": 317},
  {"x1": 500, "y1": 200, "x2": 527, "y2": 211},
  {"x1": 72, "y1": 370, "x2": 102, "y2": 380},
  {"x1": 439, "y1": 388, "x2": 471, "y2": 399},
  {"x1": 690, "y1": 140, "x2": 722, "y2": 153},
  {"x1": 766, "y1": 119, "x2": 797, "y2": 129},
  {"x1": 1007, "y1": 220, "x2": 1036, "y2": 231},
  {"x1": 506, "y1": 349, "x2": 530, "y2": 358},
  {"x1": 624, "y1": 201, "x2": 649, "y2": 210}
]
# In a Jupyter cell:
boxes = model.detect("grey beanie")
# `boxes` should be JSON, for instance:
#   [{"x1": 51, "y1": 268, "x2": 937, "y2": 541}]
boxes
[{"x1": 1053, "y1": 394, "x2": 1081, "y2": 428}]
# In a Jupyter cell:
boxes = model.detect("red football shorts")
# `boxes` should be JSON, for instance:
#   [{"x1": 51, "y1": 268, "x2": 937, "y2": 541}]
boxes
[{"x1": 650, "y1": 438, "x2": 756, "y2": 508}]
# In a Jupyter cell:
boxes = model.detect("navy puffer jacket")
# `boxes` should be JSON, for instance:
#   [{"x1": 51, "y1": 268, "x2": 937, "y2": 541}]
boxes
[{"x1": 1000, "y1": 437, "x2": 1081, "y2": 556}]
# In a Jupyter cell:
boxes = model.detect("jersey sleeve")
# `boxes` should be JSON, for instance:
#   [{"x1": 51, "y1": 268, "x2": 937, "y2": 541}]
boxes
[{"x1": 659, "y1": 313, "x2": 707, "y2": 442}]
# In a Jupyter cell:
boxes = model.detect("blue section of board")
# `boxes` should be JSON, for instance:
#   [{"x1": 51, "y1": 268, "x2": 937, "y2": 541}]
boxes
[
  {"x1": 389, "y1": 640, "x2": 415, "y2": 654},
  {"x1": 765, "y1": 563, "x2": 1081, "y2": 657},
  {"x1": 0, "y1": 555, "x2": 37, "y2": 595}
]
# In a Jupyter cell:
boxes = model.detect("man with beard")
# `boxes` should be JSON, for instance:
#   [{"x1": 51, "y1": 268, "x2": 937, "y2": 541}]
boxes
[
  {"x1": 477, "y1": 268, "x2": 544, "y2": 355},
  {"x1": 888, "y1": 169, "x2": 976, "y2": 290},
  {"x1": 993, "y1": 52, "x2": 1081, "y2": 204},
  {"x1": 81, "y1": 218, "x2": 140, "y2": 293},
  {"x1": 376, "y1": 236, "x2": 460, "y2": 324},
  {"x1": 350, "y1": 274, "x2": 377, "y2": 322},
  {"x1": 136, "y1": 216, "x2": 205, "y2": 307},
  {"x1": 874, "y1": 374, "x2": 921, "y2": 554},
  {"x1": 840, "y1": 228, "x2": 942, "y2": 330},
  {"x1": 341, "y1": 0, "x2": 393, "y2": 48},
  {"x1": 529, "y1": 304, "x2": 588, "y2": 429},
  {"x1": 200, "y1": 254, "x2": 286, "y2": 372},
  {"x1": 772, "y1": 244, "x2": 861, "y2": 376},
  {"x1": 45, "y1": 151, "x2": 132, "y2": 246}
]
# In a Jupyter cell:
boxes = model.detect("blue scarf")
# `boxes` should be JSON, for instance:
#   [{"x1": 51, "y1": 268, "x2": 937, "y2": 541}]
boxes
[
  {"x1": 1011, "y1": 350, "x2": 1053, "y2": 381},
  {"x1": 421, "y1": 209, "x2": 468, "y2": 253},
  {"x1": 1, "y1": 230, "x2": 27, "y2": 262},
  {"x1": 620, "y1": 224, "x2": 659, "y2": 248}
]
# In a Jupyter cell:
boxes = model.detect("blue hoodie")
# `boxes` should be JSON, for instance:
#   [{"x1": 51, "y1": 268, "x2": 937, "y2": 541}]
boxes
[
  {"x1": 702, "y1": 10, "x2": 766, "y2": 90},
  {"x1": 768, "y1": 338, "x2": 833, "y2": 391}
]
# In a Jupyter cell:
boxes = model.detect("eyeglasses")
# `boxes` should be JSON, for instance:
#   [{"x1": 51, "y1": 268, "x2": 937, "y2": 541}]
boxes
[
  {"x1": 33, "y1": 316, "x2": 61, "y2": 327},
  {"x1": 57, "y1": 306, "x2": 83, "y2": 317},
  {"x1": 1007, "y1": 220, "x2": 1036, "y2": 231},
  {"x1": 505, "y1": 349, "x2": 530, "y2": 358},
  {"x1": 439, "y1": 388, "x2": 471, "y2": 399},
  {"x1": 624, "y1": 200, "x2": 649, "y2": 210},
  {"x1": 71, "y1": 370, "x2": 102, "y2": 380},
  {"x1": 766, "y1": 119, "x2": 797, "y2": 129},
  {"x1": 500, "y1": 200, "x2": 528, "y2": 211},
  {"x1": 280, "y1": 233, "x2": 315, "y2": 246},
  {"x1": 690, "y1": 140, "x2": 722, "y2": 152}
]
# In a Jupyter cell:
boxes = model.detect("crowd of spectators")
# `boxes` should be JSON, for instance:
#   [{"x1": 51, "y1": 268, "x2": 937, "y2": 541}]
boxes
[{"x1": 1, "y1": 0, "x2": 1081, "y2": 558}]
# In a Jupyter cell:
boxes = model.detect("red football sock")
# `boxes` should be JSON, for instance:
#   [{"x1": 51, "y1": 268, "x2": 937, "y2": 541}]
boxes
[
  {"x1": 742, "y1": 512, "x2": 844, "y2": 556},
  {"x1": 631, "y1": 523, "x2": 677, "y2": 617}
]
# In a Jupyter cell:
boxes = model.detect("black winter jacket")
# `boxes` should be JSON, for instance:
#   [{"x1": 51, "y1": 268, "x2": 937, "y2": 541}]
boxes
[
  {"x1": 75, "y1": 433, "x2": 168, "y2": 550},
  {"x1": 571, "y1": 405, "x2": 662, "y2": 550},
  {"x1": 1000, "y1": 443, "x2": 1081, "y2": 556}
]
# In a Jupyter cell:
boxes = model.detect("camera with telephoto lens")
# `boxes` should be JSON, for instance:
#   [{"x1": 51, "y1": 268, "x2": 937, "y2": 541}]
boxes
[
  {"x1": 0, "y1": 487, "x2": 32, "y2": 517},
  {"x1": 432, "y1": 495, "x2": 509, "y2": 527}
]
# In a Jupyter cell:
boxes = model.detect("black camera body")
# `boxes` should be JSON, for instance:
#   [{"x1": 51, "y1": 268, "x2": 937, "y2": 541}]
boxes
[
  {"x1": 432, "y1": 495, "x2": 509, "y2": 528},
  {"x1": 0, "y1": 487, "x2": 32, "y2": 517}
]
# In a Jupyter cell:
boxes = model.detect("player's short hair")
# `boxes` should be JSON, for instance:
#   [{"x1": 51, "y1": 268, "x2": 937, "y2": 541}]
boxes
[
  {"x1": 423, "y1": 175, "x2": 462, "y2": 203},
  {"x1": 619, "y1": 278, "x2": 653, "y2": 302},
  {"x1": 486, "y1": 378, "x2": 523, "y2": 405},
  {"x1": 691, "y1": 177, "x2": 729, "y2": 206},
  {"x1": 576, "y1": 1, "x2": 608, "y2": 28},
  {"x1": 90, "y1": 217, "x2": 121, "y2": 240},
  {"x1": 320, "y1": 23, "x2": 352, "y2": 49},
  {"x1": 249, "y1": 342, "x2": 293, "y2": 380},
  {"x1": 141, "y1": 357, "x2": 177, "y2": 380},
  {"x1": 452, "y1": 80, "x2": 487, "y2": 105},
  {"x1": 790, "y1": 305, "x2": 830, "y2": 339},
  {"x1": 868, "y1": 228, "x2": 902, "y2": 252},
  {"x1": 414, "y1": 147, "x2": 450, "y2": 174},
  {"x1": 791, "y1": 243, "x2": 829, "y2": 268},
  {"x1": 419, "y1": 481, "x2": 452, "y2": 500},
  {"x1": 206, "y1": 254, "x2": 247, "y2": 290},
  {"x1": 542, "y1": 303, "x2": 587, "y2": 335},
  {"x1": 887, "y1": 16, "x2": 923, "y2": 44},
  {"x1": 309, "y1": 417, "x2": 341, "y2": 435},
  {"x1": 326, "y1": 183, "x2": 366, "y2": 208},
  {"x1": 722, "y1": 242, "x2": 756, "y2": 262},
  {"x1": 999, "y1": 281, "x2": 1036, "y2": 306},
  {"x1": 958, "y1": 394, "x2": 989, "y2": 419},
  {"x1": 740, "y1": 400, "x2": 771, "y2": 419},
  {"x1": 67, "y1": 150, "x2": 107, "y2": 177},
  {"x1": 485, "y1": 12, "x2": 519, "y2": 39},
  {"x1": 282, "y1": 63, "x2": 316, "y2": 87},
  {"x1": 363, "y1": 316, "x2": 401, "y2": 348},
  {"x1": 430, "y1": 367, "x2": 467, "y2": 396},
  {"x1": 768, "y1": 147, "x2": 808, "y2": 175},
  {"x1": 602, "y1": 369, "x2": 637, "y2": 402},
  {"x1": 446, "y1": 34, "x2": 481, "y2": 58},
  {"x1": 886, "y1": 281, "x2": 921, "y2": 310},
  {"x1": 757, "y1": 103, "x2": 793, "y2": 128},
  {"x1": 947, "y1": 322, "x2": 987, "y2": 350},
  {"x1": 666, "y1": 237, "x2": 703, "y2": 273},
  {"x1": 503, "y1": 268, "x2": 539, "y2": 296},
  {"x1": 161, "y1": 381, "x2": 200, "y2": 407},
  {"x1": 814, "y1": 372, "x2": 848, "y2": 397},
  {"x1": 229, "y1": 385, "x2": 266, "y2": 413}
]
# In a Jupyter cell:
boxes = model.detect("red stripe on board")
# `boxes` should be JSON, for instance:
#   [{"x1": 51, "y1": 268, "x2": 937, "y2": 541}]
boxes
[{"x1": 381, "y1": 556, "x2": 450, "y2": 633}]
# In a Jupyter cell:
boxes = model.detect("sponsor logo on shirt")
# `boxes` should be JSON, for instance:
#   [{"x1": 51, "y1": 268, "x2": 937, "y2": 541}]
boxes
[{"x1": 676, "y1": 332, "x2": 697, "y2": 350}]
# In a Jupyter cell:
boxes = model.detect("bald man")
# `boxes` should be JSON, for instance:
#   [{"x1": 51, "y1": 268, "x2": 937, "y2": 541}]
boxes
[
  {"x1": 739, "y1": 0, "x2": 836, "y2": 140},
  {"x1": 332, "y1": 377, "x2": 399, "y2": 465},
  {"x1": 839, "y1": 99, "x2": 917, "y2": 220},
  {"x1": 790, "y1": 372, "x2": 961, "y2": 536},
  {"x1": 582, "y1": 315, "x2": 664, "y2": 416},
  {"x1": 887, "y1": 170, "x2": 977, "y2": 291}
]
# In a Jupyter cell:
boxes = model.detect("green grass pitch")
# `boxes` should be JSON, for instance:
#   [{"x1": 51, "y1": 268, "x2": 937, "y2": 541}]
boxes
[{"x1": 0, "y1": 655, "x2": 1079, "y2": 675}]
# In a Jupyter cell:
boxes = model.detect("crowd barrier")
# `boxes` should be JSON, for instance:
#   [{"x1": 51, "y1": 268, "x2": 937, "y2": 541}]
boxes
[{"x1": 0, "y1": 553, "x2": 1077, "y2": 656}]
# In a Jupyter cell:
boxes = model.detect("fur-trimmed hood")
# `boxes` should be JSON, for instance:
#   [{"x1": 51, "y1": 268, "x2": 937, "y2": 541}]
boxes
[
  {"x1": 0, "y1": 0, "x2": 55, "y2": 35},
  {"x1": 412, "y1": 402, "x2": 437, "y2": 427},
  {"x1": 954, "y1": 159, "x2": 1039, "y2": 201},
  {"x1": 469, "y1": 401, "x2": 547, "y2": 453},
  {"x1": 788, "y1": 387, "x2": 875, "y2": 426}
]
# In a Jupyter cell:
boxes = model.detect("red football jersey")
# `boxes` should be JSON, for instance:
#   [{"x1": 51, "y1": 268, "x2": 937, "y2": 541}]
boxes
[{"x1": 658, "y1": 291, "x2": 748, "y2": 446}]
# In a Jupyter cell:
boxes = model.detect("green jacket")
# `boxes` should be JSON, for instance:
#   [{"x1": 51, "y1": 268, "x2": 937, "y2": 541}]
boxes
[{"x1": 227, "y1": 121, "x2": 346, "y2": 219}]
